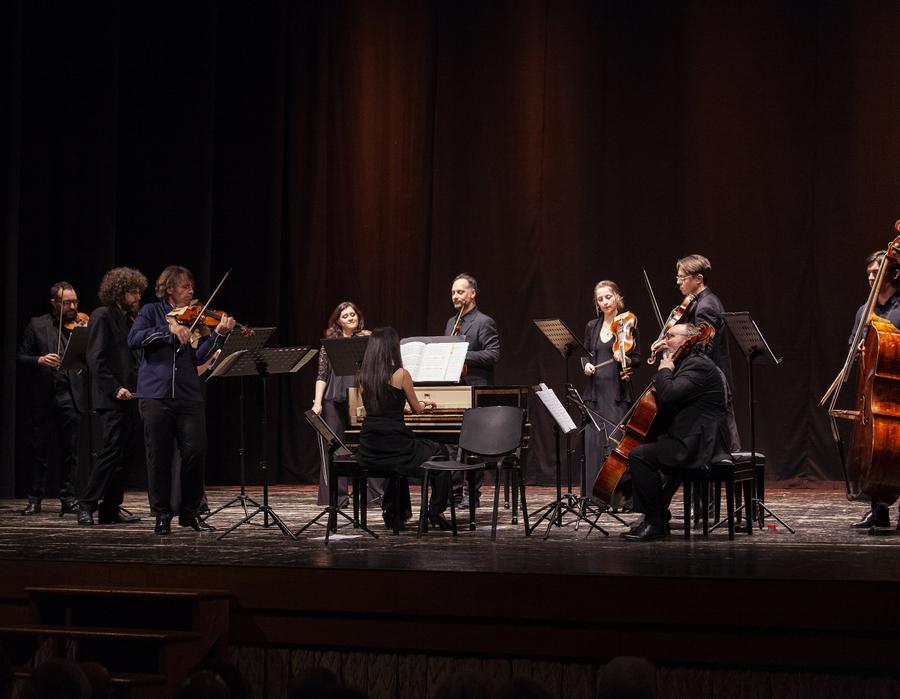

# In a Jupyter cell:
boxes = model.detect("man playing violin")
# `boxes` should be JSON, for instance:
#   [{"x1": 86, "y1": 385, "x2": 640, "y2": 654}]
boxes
[
  {"x1": 16, "y1": 281, "x2": 88, "y2": 516},
  {"x1": 624, "y1": 323, "x2": 729, "y2": 541},
  {"x1": 127, "y1": 265, "x2": 234, "y2": 535},
  {"x1": 671, "y1": 254, "x2": 740, "y2": 451},
  {"x1": 850, "y1": 250, "x2": 900, "y2": 529},
  {"x1": 78, "y1": 267, "x2": 148, "y2": 526},
  {"x1": 444, "y1": 273, "x2": 500, "y2": 508}
]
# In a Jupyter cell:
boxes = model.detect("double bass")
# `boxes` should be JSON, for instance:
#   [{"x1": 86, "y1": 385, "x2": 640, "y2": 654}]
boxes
[
  {"x1": 820, "y1": 227, "x2": 900, "y2": 504},
  {"x1": 592, "y1": 322, "x2": 714, "y2": 505}
]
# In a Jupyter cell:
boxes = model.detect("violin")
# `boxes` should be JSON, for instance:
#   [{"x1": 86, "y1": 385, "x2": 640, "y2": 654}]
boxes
[
  {"x1": 170, "y1": 303, "x2": 254, "y2": 335},
  {"x1": 63, "y1": 312, "x2": 89, "y2": 331},
  {"x1": 647, "y1": 294, "x2": 695, "y2": 365},
  {"x1": 611, "y1": 311, "x2": 637, "y2": 381},
  {"x1": 167, "y1": 302, "x2": 253, "y2": 348},
  {"x1": 592, "y1": 321, "x2": 713, "y2": 505}
]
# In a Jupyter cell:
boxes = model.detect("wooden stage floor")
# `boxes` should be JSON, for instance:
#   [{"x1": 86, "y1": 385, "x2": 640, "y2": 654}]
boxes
[
  {"x1": 1, "y1": 482, "x2": 900, "y2": 689},
  {"x1": 0, "y1": 482, "x2": 897, "y2": 581}
]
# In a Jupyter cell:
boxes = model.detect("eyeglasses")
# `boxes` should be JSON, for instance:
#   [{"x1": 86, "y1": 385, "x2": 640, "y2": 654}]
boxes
[{"x1": 675, "y1": 274, "x2": 694, "y2": 282}]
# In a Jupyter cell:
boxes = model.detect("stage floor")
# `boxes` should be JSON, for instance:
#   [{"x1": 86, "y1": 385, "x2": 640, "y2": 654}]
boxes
[
  {"x1": 2, "y1": 482, "x2": 900, "y2": 685},
  {"x1": 1, "y1": 482, "x2": 898, "y2": 583}
]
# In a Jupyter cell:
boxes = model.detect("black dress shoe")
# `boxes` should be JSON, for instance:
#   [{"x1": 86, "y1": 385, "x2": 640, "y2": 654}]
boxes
[
  {"x1": 178, "y1": 516, "x2": 216, "y2": 532},
  {"x1": 155, "y1": 515, "x2": 173, "y2": 535},
  {"x1": 851, "y1": 505, "x2": 890, "y2": 529},
  {"x1": 77, "y1": 505, "x2": 94, "y2": 526},
  {"x1": 621, "y1": 521, "x2": 667, "y2": 541},
  {"x1": 426, "y1": 513, "x2": 452, "y2": 531},
  {"x1": 23, "y1": 500, "x2": 41, "y2": 516},
  {"x1": 59, "y1": 500, "x2": 78, "y2": 515},
  {"x1": 98, "y1": 508, "x2": 141, "y2": 524}
]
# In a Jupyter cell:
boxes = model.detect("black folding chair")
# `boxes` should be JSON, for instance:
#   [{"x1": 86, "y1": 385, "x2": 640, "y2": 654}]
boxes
[{"x1": 418, "y1": 406, "x2": 528, "y2": 541}]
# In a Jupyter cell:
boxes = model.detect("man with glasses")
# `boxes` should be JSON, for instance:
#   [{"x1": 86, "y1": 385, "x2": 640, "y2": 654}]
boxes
[
  {"x1": 672, "y1": 254, "x2": 740, "y2": 450},
  {"x1": 16, "y1": 281, "x2": 88, "y2": 515},
  {"x1": 624, "y1": 323, "x2": 729, "y2": 541}
]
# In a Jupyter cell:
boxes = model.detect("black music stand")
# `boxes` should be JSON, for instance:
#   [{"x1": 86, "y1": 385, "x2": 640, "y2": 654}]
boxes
[
  {"x1": 530, "y1": 320, "x2": 609, "y2": 536},
  {"x1": 721, "y1": 312, "x2": 793, "y2": 533},
  {"x1": 216, "y1": 346, "x2": 317, "y2": 540},
  {"x1": 203, "y1": 327, "x2": 276, "y2": 522},
  {"x1": 527, "y1": 383, "x2": 608, "y2": 538},
  {"x1": 60, "y1": 327, "x2": 98, "y2": 516},
  {"x1": 59, "y1": 326, "x2": 89, "y2": 371},
  {"x1": 323, "y1": 335, "x2": 370, "y2": 377},
  {"x1": 294, "y1": 410, "x2": 379, "y2": 543}
]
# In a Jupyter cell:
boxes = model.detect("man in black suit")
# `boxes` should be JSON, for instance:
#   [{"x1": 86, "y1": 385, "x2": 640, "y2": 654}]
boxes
[
  {"x1": 78, "y1": 267, "x2": 148, "y2": 526},
  {"x1": 444, "y1": 273, "x2": 500, "y2": 386},
  {"x1": 624, "y1": 322, "x2": 729, "y2": 541},
  {"x1": 444, "y1": 273, "x2": 500, "y2": 507},
  {"x1": 16, "y1": 281, "x2": 88, "y2": 515},
  {"x1": 673, "y1": 254, "x2": 740, "y2": 450}
]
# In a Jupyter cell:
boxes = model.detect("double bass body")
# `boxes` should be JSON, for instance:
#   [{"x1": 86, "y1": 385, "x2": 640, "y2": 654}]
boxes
[{"x1": 847, "y1": 317, "x2": 900, "y2": 504}]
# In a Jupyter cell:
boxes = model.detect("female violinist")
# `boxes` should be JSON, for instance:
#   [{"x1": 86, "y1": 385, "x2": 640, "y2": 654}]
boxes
[
  {"x1": 311, "y1": 301, "x2": 375, "y2": 507},
  {"x1": 581, "y1": 280, "x2": 642, "y2": 498}
]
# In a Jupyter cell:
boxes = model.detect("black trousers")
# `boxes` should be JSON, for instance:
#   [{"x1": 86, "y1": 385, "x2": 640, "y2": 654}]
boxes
[
  {"x1": 629, "y1": 441, "x2": 687, "y2": 529},
  {"x1": 80, "y1": 403, "x2": 140, "y2": 515},
  {"x1": 382, "y1": 445, "x2": 452, "y2": 522},
  {"x1": 28, "y1": 391, "x2": 80, "y2": 502},
  {"x1": 139, "y1": 398, "x2": 205, "y2": 518}
]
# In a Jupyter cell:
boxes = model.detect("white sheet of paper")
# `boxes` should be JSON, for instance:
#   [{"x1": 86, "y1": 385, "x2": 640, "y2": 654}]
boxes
[
  {"x1": 402, "y1": 341, "x2": 469, "y2": 382},
  {"x1": 535, "y1": 383, "x2": 577, "y2": 433}
]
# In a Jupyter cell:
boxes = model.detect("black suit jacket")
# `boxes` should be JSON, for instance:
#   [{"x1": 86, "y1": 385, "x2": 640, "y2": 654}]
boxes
[
  {"x1": 87, "y1": 305, "x2": 139, "y2": 410},
  {"x1": 444, "y1": 307, "x2": 500, "y2": 386},
  {"x1": 652, "y1": 352, "x2": 728, "y2": 470},
  {"x1": 683, "y1": 287, "x2": 734, "y2": 391},
  {"x1": 17, "y1": 313, "x2": 87, "y2": 411}
]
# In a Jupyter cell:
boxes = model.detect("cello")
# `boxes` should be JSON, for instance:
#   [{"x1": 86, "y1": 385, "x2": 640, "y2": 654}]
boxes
[
  {"x1": 820, "y1": 227, "x2": 900, "y2": 504},
  {"x1": 592, "y1": 321, "x2": 714, "y2": 505}
]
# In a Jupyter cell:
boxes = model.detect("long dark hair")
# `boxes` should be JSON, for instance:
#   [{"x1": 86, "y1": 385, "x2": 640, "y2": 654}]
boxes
[
  {"x1": 358, "y1": 326, "x2": 402, "y2": 414},
  {"x1": 324, "y1": 301, "x2": 365, "y2": 338}
]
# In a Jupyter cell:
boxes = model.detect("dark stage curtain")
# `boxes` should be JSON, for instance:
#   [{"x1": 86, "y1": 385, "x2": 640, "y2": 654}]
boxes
[{"x1": 4, "y1": 0, "x2": 900, "y2": 497}]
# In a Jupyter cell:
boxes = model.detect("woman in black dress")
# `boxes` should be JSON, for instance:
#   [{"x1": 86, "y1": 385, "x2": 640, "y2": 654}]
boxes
[
  {"x1": 581, "y1": 280, "x2": 641, "y2": 499},
  {"x1": 312, "y1": 301, "x2": 372, "y2": 506},
  {"x1": 357, "y1": 327, "x2": 451, "y2": 530}
]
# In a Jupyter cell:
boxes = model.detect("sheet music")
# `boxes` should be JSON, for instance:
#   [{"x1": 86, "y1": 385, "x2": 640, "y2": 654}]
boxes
[
  {"x1": 534, "y1": 383, "x2": 577, "y2": 433},
  {"x1": 401, "y1": 340, "x2": 469, "y2": 382}
]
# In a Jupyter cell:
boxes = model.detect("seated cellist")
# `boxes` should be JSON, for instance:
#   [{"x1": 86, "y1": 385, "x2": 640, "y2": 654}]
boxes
[{"x1": 624, "y1": 323, "x2": 730, "y2": 542}]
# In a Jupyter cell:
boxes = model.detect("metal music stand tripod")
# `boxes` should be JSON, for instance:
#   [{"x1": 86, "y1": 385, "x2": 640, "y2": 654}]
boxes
[
  {"x1": 60, "y1": 327, "x2": 103, "y2": 517},
  {"x1": 294, "y1": 409, "x2": 379, "y2": 543},
  {"x1": 720, "y1": 312, "x2": 793, "y2": 533},
  {"x1": 216, "y1": 345, "x2": 318, "y2": 540},
  {"x1": 529, "y1": 319, "x2": 608, "y2": 537},
  {"x1": 308, "y1": 335, "x2": 371, "y2": 515},
  {"x1": 203, "y1": 327, "x2": 275, "y2": 522}
]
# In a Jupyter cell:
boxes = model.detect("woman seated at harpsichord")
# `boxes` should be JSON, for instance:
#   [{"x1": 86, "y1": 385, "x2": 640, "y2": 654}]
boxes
[{"x1": 357, "y1": 327, "x2": 452, "y2": 531}]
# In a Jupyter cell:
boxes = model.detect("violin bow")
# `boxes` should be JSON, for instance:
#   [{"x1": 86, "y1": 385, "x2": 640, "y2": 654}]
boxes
[
  {"x1": 55, "y1": 287, "x2": 64, "y2": 357},
  {"x1": 642, "y1": 269, "x2": 665, "y2": 331},
  {"x1": 175, "y1": 268, "x2": 232, "y2": 354}
]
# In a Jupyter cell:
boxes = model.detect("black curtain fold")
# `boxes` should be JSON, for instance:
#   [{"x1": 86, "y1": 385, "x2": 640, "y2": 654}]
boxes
[{"x1": 5, "y1": 0, "x2": 900, "y2": 496}]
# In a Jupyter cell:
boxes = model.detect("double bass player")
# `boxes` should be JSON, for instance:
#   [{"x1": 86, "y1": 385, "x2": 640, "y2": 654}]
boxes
[{"x1": 847, "y1": 250, "x2": 900, "y2": 529}]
